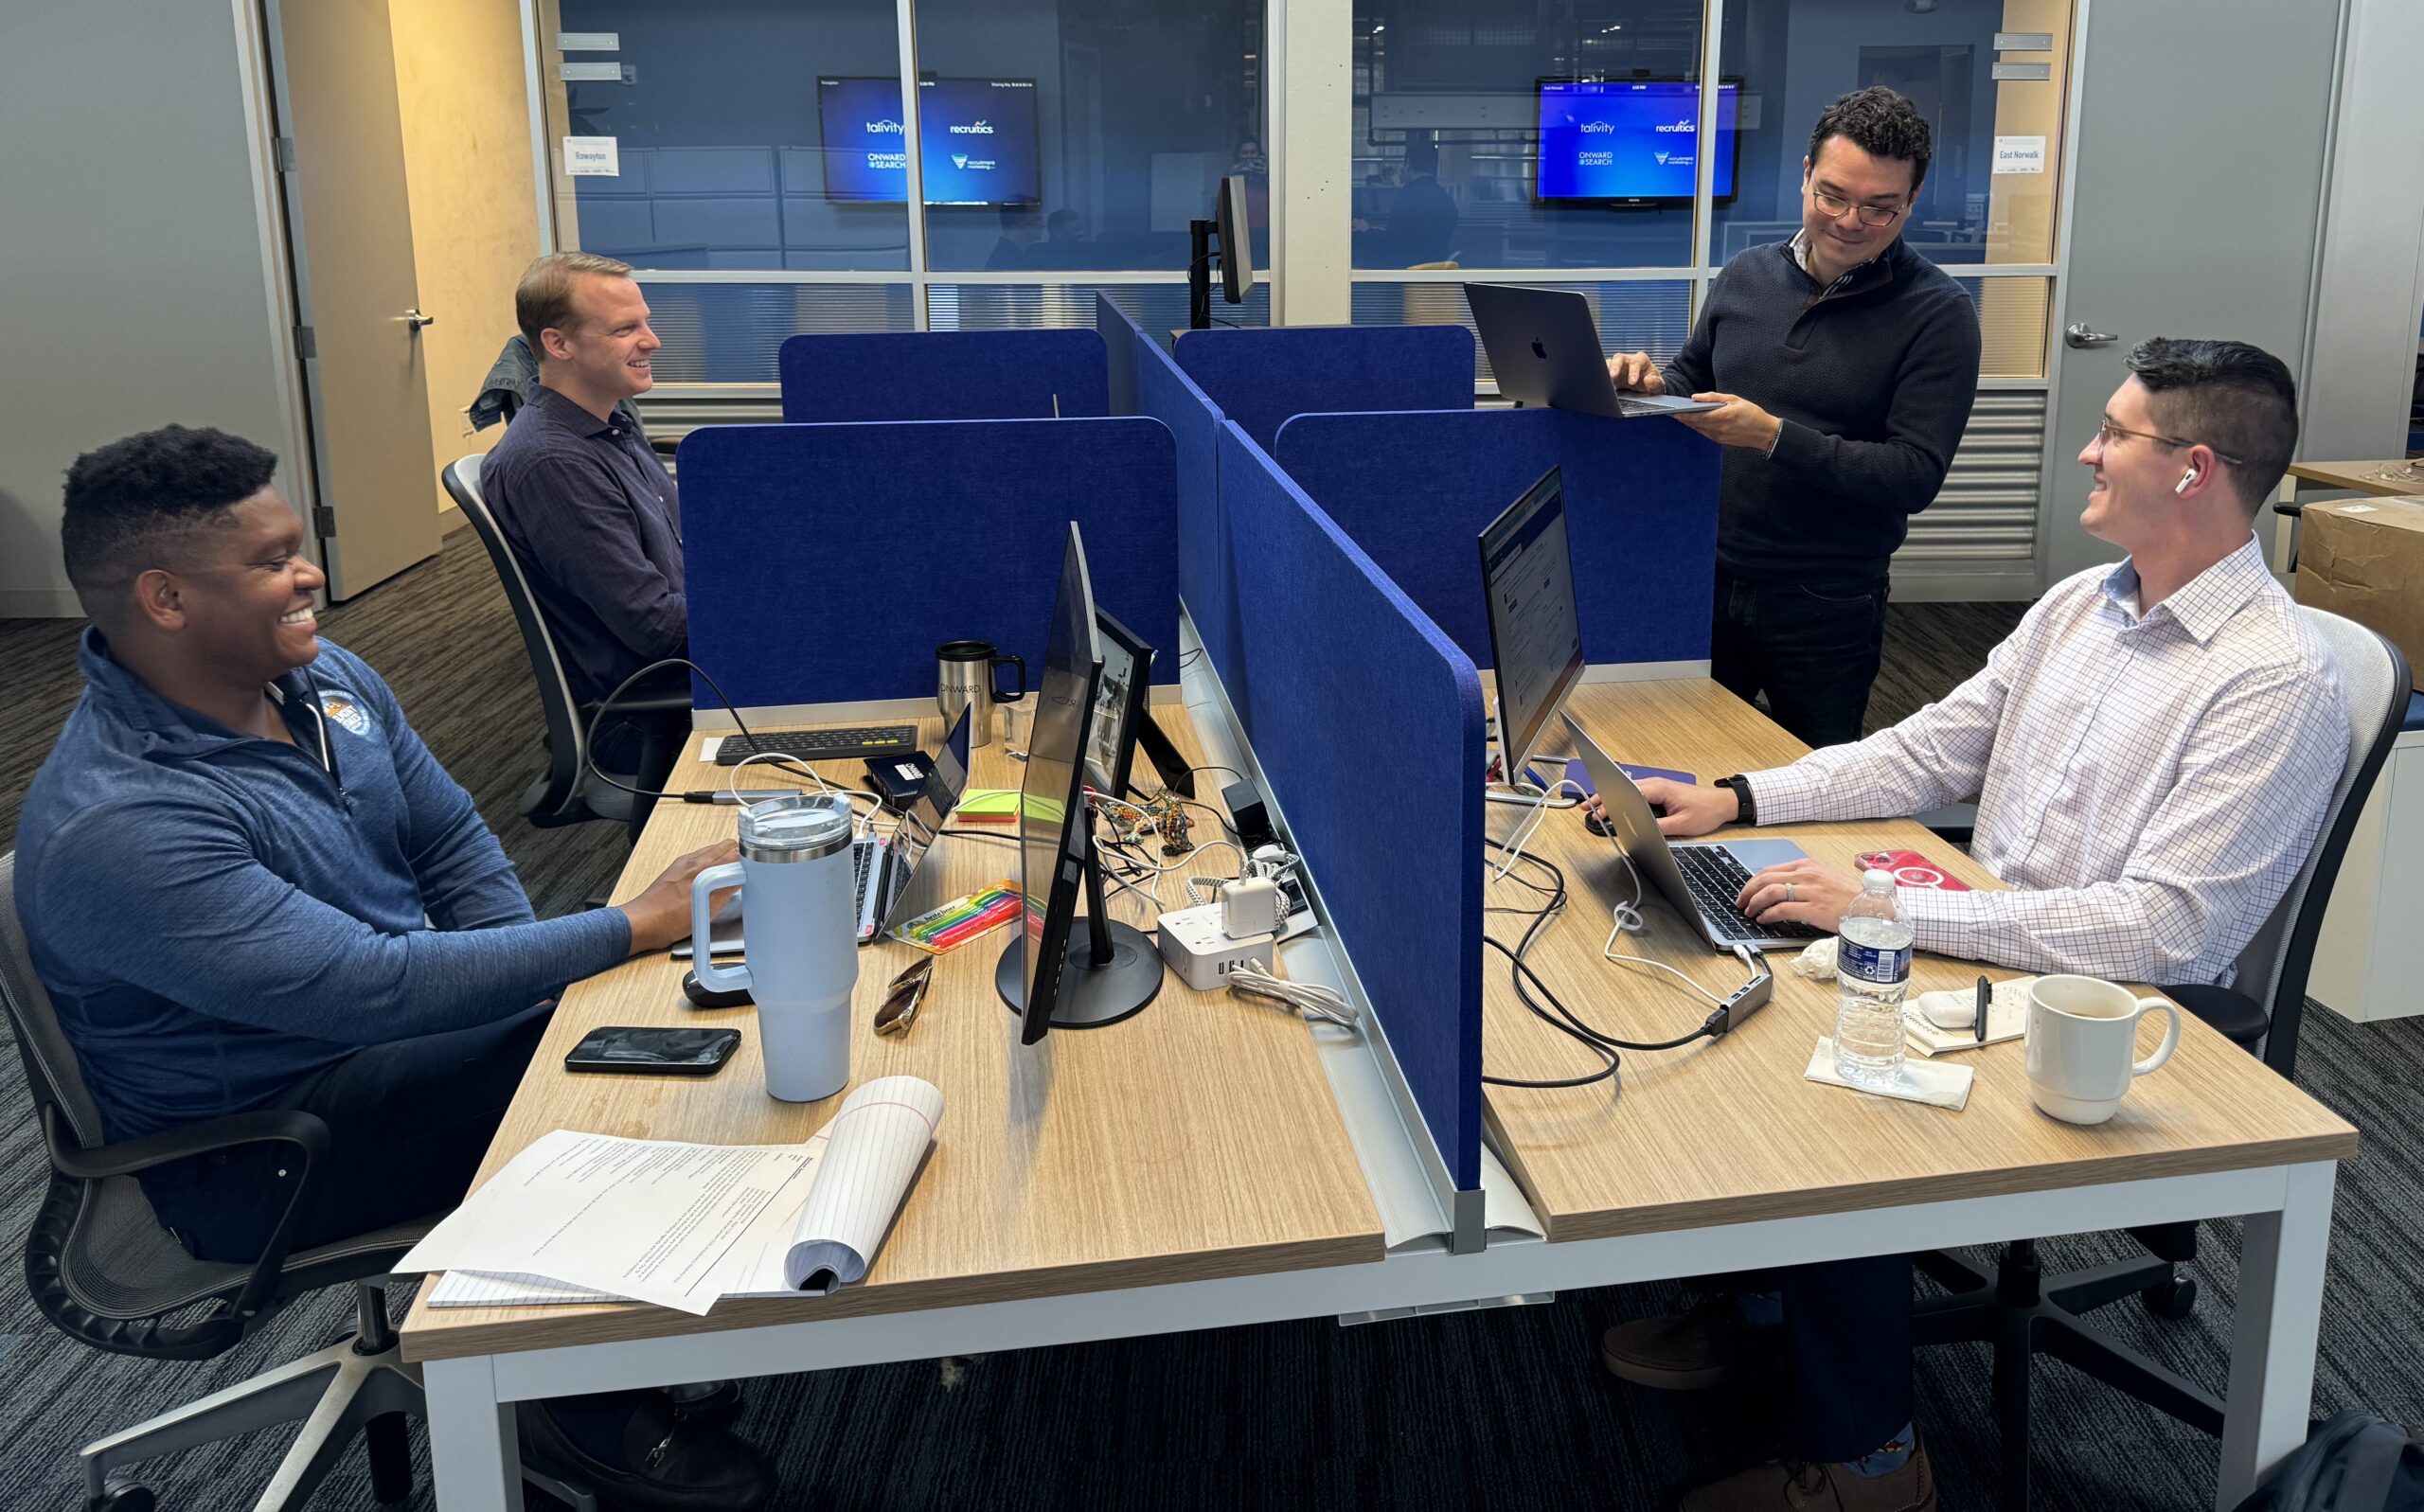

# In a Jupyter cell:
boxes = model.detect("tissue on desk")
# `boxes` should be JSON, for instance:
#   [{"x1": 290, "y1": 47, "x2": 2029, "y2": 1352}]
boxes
[
  {"x1": 1804, "y1": 1038, "x2": 1972, "y2": 1110},
  {"x1": 1791, "y1": 937, "x2": 1838, "y2": 979}
]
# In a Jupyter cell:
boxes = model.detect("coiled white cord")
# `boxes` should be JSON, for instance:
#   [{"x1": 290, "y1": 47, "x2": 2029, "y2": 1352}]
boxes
[{"x1": 1225, "y1": 965, "x2": 1360, "y2": 1030}]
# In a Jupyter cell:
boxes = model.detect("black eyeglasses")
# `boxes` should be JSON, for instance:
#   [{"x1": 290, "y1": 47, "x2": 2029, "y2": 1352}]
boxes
[
  {"x1": 874, "y1": 955, "x2": 935, "y2": 1038},
  {"x1": 2093, "y1": 418, "x2": 2247, "y2": 468},
  {"x1": 1809, "y1": 187, "x2": 1907, "y2": 227}
]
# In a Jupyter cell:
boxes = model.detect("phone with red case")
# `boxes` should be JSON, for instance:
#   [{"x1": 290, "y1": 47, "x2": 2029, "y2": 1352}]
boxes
[{"x1": 1855, "y1": 849, "x2": 1971, "y2": 892}]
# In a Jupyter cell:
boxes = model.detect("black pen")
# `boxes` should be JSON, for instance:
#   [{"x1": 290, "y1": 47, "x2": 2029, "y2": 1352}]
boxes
[
  {"x1": 684, "y1": 789, "x2": 808, "y2": 806},
  {"x1": 1974, "y1": 974, "x2": 1991, "y2": 1042}
]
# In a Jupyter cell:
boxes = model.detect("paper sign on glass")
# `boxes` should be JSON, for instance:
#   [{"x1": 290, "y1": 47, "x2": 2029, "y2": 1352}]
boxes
[
  {"x1": 563, "y1": 136, "x2": 619, "y2": 177},
  {"x1": 1993, "y1": 136, "x2": 2047, "y2": 174}
]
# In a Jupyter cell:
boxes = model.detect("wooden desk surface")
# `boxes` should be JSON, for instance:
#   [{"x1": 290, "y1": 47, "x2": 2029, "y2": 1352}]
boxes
[
  {"x1": 1483, "y1": 680, "x2": 2359, "y2": 1244},
  {"x1": 402, "y1": 709, "x2": 1382, "y2": 1362},
  {"x1": 2287, "y1": 459, "x2": 2424, "y2": 497}
]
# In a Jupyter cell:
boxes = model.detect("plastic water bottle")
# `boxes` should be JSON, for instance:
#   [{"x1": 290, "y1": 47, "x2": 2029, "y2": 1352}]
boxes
[{"x1": 1834, "y1": 869, "x2": 1912, "y2": 1090}]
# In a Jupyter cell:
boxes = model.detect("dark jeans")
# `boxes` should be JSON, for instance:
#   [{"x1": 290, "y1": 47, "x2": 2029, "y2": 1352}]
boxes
[
  {"x1": 1710, "y1": 568, "x2": 1891, "y2": 751},
  {"x1": 143, "y1": 1005, "x2": 551, "y2": 1264},
  {"x1": 1712, "y1": 1255, "x2": 1914, "y2": 1463}
]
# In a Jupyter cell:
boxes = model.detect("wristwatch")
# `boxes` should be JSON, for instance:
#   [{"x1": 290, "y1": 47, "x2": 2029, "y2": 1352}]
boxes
[{"x1": 1716, "y1": 774, "x2": 1757, "y2": 827}]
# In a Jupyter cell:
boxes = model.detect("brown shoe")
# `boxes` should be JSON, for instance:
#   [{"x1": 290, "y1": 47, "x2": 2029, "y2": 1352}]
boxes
[
  {"x1": 1600, "y1": 1294, "x2": 1766, "y2": 1390},
  {"x1": 1678, "y1": 1442, "x2": 1935, "y2": 1512}
]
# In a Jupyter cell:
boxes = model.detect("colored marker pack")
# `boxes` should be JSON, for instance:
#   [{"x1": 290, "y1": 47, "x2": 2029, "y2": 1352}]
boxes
[{"x1": 891, "y1": 880, "x2": 1025, "y2": 953}]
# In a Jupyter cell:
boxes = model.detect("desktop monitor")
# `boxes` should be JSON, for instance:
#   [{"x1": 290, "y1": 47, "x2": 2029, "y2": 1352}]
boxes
[
  {"x1": 997, "y1": 524, "x2": 1164, "y2": 1041},
  {"x1": 1085, "y1": 610, "x2": 1155, "y2": 797},
  {"x1": 1215, "y1": 173, "x2": 1253, "y2": 304},
  {"x1": 1534, "y1": 79, "x2": 1739, "y2": 205},
  {"x1": 817, "y1": 77, "x2": 1042, "y2": 205},
  {"x1": 1477, "y1": 466, "x2": 1585, "y2": 785}
]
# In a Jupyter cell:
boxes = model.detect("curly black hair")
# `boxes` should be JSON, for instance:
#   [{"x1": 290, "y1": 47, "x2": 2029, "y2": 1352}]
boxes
[
  {"x1": 1808, "y1": 86, "x2": 1933, "y2": 191},
  {"x1": 2125, "y1": 337, "x2": 2300, "y2": 510},
  {"x1": 61, "y1": 425, "x2": 280, "y2": 619}
]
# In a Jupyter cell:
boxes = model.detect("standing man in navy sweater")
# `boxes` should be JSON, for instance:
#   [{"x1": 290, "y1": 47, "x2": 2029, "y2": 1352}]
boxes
[
  {"x1": 1609, "y1": 86, "x2": 1983, "y2": 747},
  {"x1": 15, "y1": 426, "x2": 774, "y2": 1510}
]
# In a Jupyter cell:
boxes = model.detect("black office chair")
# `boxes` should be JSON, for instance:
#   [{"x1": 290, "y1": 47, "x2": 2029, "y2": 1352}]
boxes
[
  {"x1": 443, "y1": 454, "x2": 688, "y2": 843},
  {"x1": 0, "y1": 855, "x2": 597, "y2": 1511},
  {"x1": 1914, "y1": 610, "x2": 2409, "y2": 1511}
]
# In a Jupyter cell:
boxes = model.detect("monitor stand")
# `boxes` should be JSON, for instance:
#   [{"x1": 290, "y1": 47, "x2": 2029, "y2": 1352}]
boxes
[
  {"x1": 1185, "y1": 218, "x2": 1217, "y2": 331},
  {"x1": 995, "y1": 827, "x2": 1163, "y2": 1029}
]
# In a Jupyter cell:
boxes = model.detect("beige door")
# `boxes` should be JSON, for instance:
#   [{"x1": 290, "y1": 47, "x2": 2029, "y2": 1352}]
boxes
[{"x1": 267, "y1": 0, "x2": 441, "y2": 599}]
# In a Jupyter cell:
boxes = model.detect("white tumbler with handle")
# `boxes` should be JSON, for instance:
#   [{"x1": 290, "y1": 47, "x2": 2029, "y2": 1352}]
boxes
[{"x1": 689, "y1": 793, "x2": 860, "y2": 1102}]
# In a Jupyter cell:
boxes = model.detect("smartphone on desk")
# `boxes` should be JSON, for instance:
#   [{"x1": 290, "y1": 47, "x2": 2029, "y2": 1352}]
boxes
[{"x1": 563, "y1": 1025, "x2": 741, "y2": 1076}]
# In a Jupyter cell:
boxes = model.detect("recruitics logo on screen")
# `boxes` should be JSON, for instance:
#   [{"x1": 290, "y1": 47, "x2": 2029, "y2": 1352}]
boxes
[{"x1": 1536, "y1": 82, "x2": 1735, "y2": 200}]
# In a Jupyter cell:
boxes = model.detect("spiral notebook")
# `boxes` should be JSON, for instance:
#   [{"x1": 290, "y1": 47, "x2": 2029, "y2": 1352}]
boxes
[{"x1": 412, "y1": 1076, "x2": 944, "y2": 1315}]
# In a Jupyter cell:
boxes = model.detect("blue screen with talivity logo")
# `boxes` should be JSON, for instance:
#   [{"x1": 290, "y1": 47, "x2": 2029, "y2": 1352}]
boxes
[
  {"x1": 1536, "y1": 80, "x2": 1738, "y2": 202},
  {"x1": 818, "y1": 77, "x2": 1041, "y2": 205}
]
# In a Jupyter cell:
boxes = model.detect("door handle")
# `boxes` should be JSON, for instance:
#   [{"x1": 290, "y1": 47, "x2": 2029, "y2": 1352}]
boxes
[
  {"x1": 2064, "y1": 321, "x2": 2117, "y2": 349},
  {"x1": 402, "y1": 308, "x2": 437, "y2": 332}
]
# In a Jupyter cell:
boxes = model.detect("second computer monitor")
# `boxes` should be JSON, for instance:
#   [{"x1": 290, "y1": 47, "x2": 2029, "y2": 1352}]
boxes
[
  {"x1": 1477, "y1": 465, "x2": 1585, "y2": 781},
  {"x1": 1084, "y1": 610, "x2": 1154, "y2": 797}
]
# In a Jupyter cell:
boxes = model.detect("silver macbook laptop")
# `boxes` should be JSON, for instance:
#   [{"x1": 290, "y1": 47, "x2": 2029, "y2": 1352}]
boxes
[
  {"x1": 1563, "y1": 715, "x2": 1822, "y2": 952},
  {"x1": 677, "y1": 707, "x2": 975, "y2": 957},
  {"x1": 1465, "y1": 283, "x2": 1722, "y2": 420}
]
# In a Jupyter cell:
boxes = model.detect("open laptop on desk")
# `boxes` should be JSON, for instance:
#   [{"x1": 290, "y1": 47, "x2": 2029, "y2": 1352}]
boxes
[
  {"x1": 681, "y1": 708, "x2": 974, "y2": 957},
  {"x1": 1465, "y1": 283, "x2": 1721, "y2": 420},
  {"x1": 1564, "y1": 715, "x2": 1822, "y2": 952}
]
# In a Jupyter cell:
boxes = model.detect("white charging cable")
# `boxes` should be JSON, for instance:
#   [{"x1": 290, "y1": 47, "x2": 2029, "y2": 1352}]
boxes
[
  {"x1": 1492, "y1": 778, "x2": 1588, "y2": 882},
  {"x1": 1598, "y1": 849, "x2": 1725, "y2": 1008},
  {"x1": 1225, "y1": 965, "x2": 1360, "y2": 1030},
  {"x1": 724, "y1": 749, "x2": 885, "y2": 837}
]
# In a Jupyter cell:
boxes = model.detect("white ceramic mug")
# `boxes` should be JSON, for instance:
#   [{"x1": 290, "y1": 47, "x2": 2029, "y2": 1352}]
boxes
[{"x1": 2023, "y1": 975, "x2": 2183, "y2": 1125}]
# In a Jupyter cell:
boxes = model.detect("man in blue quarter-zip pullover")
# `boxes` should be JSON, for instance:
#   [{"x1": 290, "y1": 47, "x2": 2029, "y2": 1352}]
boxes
[{"x1": 15, "y1": 426, "x2": 774, "y2": 1510}]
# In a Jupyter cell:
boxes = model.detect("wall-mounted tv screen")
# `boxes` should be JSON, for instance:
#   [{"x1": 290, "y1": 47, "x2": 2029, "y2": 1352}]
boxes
[
  {"x1": 1535, "y1": 80, "x2": 1739, "y2": 205},
  {"x1": 819, "y1": 77, "x2": 1041, "y2": 206}
]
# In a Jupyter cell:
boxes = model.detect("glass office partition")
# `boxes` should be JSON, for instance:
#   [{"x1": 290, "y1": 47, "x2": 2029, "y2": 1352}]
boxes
[
  {"x1": 1349, "y1": 0, "x2": 1707, "y2": 271},
  {"x1": 1352, "y1": 277, "x2": 1690, "y2": 385},
  {"x1": 636, "y1": 282, "x2": 916, "y2": 383},
  {"x1": 912, "y1": 0, "x2": 1265, "y2": 275},
  {"x1": 546, "y1": 0, "x2": 912, "y2": 274},
  {"x1": 1712, "y1": 0, "x2": 2069, "y2": 271}
]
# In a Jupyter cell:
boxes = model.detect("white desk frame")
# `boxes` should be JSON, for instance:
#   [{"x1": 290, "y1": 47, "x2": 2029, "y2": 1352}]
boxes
[{"x1": 425, "y1": 1158, "x2": 2332, "y2": 1511}]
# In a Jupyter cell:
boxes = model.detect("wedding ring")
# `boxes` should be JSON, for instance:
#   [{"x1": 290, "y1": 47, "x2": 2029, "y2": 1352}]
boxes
[{"x1": 1785, "y1": 882, "x2": 1796, "y2": 902}]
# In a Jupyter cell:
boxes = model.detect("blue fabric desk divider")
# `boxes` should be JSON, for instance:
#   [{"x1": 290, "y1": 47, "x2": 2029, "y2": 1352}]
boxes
[
  {"x1": 1172, "y1": 326, "x2": 1475, "y2": 454},
  {"x1": 1213, "y1": 421, "x2": 1486, "y2": 1191},
  {"x1": 678, "y1": 418, "x2": 1176, "y2": 709},
  {"x1": 776, "y1": 329, "x2": 1110, "y2": 423},
  {"x1": 1096, "y1": 293, "x2": 1144, "y2": 417},
  {"x1": 1132, "y1": 326, "x2": 1238, "y2": 679},
  {"x1": 1275, "y1": 407, "x2": 1720, "y2": 670}
]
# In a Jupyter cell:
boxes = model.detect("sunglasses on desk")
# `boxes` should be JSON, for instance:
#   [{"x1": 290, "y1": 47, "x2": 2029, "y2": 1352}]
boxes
[{"x1": 874, "y1": 955, "x2": 935, "y2": 1038}]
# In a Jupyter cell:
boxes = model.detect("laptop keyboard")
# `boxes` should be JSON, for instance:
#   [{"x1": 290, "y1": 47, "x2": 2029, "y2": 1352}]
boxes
[{"x1": 1672, "y1": 845, "x2": 1824, "y2": 944}]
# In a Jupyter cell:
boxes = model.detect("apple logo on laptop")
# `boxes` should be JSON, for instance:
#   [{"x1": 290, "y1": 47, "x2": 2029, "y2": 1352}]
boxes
[{"x1": 1531, "y1": 339, "x2": 1548, "y2": 360}]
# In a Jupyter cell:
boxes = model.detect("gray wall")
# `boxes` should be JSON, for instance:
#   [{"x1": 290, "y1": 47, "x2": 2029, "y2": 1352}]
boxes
[
  {"x1": 0, "y1": 1, "x2": 305, "y2": 617},
  {"x1": 2300, "y1": 0, "x2": 2424, "y2": 465}
]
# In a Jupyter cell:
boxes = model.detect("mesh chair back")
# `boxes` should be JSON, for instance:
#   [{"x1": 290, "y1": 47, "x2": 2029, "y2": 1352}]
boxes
[
  {"x1": 2230, "y1": 610, "x2": 2408, "y2": 1074},
  {"x1": 443, "y1": 455, "x2": 590, "y2": 820},
  {"x1": 0, "y1": 853, "x2": 108, "y2": 1151}
]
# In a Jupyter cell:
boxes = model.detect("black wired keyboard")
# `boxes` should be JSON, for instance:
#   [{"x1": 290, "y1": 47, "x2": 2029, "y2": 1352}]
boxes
[
  {"x1": 1671, "y1": 845, "x2": 1825, "y2": 943},
  {"x1": 714, "y1": 724, "x2": 919, "y2": 766}
]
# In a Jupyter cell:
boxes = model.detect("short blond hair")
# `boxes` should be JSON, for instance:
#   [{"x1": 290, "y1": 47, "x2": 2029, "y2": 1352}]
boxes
[{"x1": 516, "y1": 251, "x2": 633, "y2": 355}]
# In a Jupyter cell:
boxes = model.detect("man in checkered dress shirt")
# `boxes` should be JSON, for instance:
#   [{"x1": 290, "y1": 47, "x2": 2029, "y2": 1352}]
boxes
[{"x1": 1613, "y1": 338, "x2": 2350, "y2": 1512}]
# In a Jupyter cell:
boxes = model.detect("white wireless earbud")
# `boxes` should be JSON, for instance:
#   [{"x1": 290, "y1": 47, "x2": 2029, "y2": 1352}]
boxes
[{"x1": 2174, "y1": 466, "x2": 2201, "y2": 495}]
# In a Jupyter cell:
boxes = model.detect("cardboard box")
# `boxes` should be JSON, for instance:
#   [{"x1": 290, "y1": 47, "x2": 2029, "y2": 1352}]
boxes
[{"x1": 2296, "y1": 497, "x2": 2424, "y2": 690}]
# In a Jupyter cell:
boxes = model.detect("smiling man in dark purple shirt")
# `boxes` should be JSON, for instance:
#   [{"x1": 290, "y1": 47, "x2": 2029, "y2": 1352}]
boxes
[{"x1": 482, "y1": 253, "x2": 686, "y2": 772}]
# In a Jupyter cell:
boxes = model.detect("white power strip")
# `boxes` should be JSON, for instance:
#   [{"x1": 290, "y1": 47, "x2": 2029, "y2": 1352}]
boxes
[{"x1": 1155, "y1": 902, "x2": 1276, "y2": 990}]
